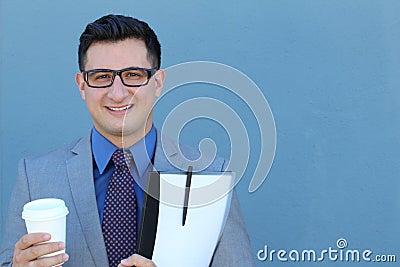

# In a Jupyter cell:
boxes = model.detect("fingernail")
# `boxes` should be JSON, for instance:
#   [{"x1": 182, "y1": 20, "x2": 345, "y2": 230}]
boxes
[
  {"x1": 42, "y1": 233, "x2": 51, "y2": 239},
  {"x1": 121, "y1": 259, "x2": 128, "y2": 264},
  {"x1": 63, "y1": 253, "x2": 69, "y2": 261},
  {"x1": 58, "y1": 242, "x2": 66, "y2": 249}
]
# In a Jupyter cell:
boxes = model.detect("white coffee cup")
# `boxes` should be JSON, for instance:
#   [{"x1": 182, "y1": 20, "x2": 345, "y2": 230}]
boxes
[{"x1": 22, "y1": 198, "x2": 69, "y2": 257}]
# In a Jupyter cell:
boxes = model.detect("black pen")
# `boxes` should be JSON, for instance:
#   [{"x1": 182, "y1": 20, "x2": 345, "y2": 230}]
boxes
[{"x1": 182, "y1": 166, "x2": 193, "y2": 226}]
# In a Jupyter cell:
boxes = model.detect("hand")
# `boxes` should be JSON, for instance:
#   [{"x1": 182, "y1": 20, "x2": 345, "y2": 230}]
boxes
[
  {"x1": 118, "y1": 254, "x2": 156, "y2": 267},
  {"x1": 12, "y1": 233, "x2": 69, "y2": 267}
]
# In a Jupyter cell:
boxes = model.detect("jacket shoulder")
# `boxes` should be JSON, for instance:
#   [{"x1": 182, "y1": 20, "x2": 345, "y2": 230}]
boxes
[
  {"x1": 155, "y1": 132, "x2": 227, "y2": 172},
  {"x1": 22, "y1": 135, "x2": 89, "y2": 165}
]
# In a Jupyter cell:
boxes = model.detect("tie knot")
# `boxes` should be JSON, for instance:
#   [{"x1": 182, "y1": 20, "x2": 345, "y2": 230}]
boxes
[{"x1": 112, "y1": 150, "x2": 129, "y2": 167}]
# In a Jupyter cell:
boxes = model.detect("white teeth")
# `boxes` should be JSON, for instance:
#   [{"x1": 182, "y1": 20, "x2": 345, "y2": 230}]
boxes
[{"x1": 108, "y1": 105, "x2": 132, "y2": 111}]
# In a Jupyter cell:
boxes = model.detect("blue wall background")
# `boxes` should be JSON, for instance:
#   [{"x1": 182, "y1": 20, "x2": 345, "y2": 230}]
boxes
[{"x1": 1, "y1": 1, "x2": 400, "y2": 266}]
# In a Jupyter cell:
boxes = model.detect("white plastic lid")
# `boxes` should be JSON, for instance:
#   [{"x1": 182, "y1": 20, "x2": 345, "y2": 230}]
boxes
[{"x1": 22, "y1": 198, "x2": 69, "y2": 221}]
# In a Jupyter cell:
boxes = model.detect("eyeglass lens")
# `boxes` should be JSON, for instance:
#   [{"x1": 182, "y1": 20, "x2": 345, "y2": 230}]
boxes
[{"x1": 86, "y1": 69, "x2": 150, "y2": 87}]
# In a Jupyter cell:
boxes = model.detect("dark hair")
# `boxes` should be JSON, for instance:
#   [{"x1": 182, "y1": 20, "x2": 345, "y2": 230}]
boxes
[{"x1": 78, "y1": 14, "x2": 161, "y2": 71}]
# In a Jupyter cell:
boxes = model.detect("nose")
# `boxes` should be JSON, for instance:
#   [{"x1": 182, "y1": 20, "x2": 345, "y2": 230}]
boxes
[{"x1": 107, "y1": 75, "x2": 130, "y2": 102}]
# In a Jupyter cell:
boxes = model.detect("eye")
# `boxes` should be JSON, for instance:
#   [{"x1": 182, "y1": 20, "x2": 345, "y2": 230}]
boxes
[
  {"x1": 124, "y1": 70, "x2": 146, "y2": 79},
  {"x1": 127, "y1": 72, "x2": 139, "y2": 77},
  {"x1": 94, "y1": 73, "x2": 112, "y2": 80}
]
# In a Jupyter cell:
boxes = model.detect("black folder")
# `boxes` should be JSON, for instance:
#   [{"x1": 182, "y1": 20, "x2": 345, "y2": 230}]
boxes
[{"x1": 137, "y1": 171, "x2": 160, "y2": 259}]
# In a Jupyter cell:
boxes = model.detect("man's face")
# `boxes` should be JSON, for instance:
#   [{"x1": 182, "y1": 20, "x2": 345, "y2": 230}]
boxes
[{"x1": 76, "y1": 38, "x2": 165, "y2": 147}]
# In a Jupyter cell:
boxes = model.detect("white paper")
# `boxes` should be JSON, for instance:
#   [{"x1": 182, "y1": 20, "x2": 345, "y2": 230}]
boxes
[{"x1": 151, "y1": 172, "x2": 233, "y2": 267}]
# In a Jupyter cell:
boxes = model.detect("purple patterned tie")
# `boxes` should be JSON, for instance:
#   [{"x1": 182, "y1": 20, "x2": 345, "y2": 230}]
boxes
[{"x1": 102, "y1": 150, "x2": 137, "y2": 267}]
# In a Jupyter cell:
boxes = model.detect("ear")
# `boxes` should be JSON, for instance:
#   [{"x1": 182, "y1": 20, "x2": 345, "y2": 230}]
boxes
[
  {"x1": 153, "y1": 69, "x2": 165, "y2": 98},
  {"x1": 75, "y1": 72, "x2": 86, "y2": 100}
]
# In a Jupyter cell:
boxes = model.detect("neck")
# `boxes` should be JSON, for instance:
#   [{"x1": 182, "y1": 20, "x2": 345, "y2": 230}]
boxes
[
  {"x1": 121, "y1": 127, "x2": 152, "y2": 148},
  {"x1": 96, "y1": 124, "x2": 153, "y2": 149}
]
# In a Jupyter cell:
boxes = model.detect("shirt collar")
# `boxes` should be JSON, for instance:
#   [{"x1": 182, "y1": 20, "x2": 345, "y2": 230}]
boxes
[
  {"x1": 130, "y1": 125, "x2": 156, "y2": 177},
  {"x1": 91, "y1": 125, "x2": 157, "y2": 176}
]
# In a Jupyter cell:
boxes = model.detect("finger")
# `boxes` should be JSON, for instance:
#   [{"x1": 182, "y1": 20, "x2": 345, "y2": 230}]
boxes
[
  {"x1": 119, "y1": 254, "x2": 156, "y2": 267},
  {"x1": 15, "y1": 242, "x2": 65, "y2": 263},
  {"x1": 15, "y1": 233, "x2": 51, "y2": 250},
  {"x1": 34, "y1": 253, "x2": 69, "y2": 267}
]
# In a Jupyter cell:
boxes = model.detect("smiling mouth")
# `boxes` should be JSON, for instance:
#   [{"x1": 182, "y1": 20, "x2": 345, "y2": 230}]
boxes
[{"x1": 107, "y1": 104, "x2": 133, "y2": 111}]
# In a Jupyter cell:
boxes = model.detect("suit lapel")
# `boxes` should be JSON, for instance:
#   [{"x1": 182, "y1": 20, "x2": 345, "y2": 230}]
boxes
[
  {"x1": 153, "y1": 130, "x2": 181, "y2": 172},
  {"x1": 154, "y1": 130, "x2": 215, "y2": 172},
  {"x1": 66, "y1": 134, "x2": 109, "y2": 267}
]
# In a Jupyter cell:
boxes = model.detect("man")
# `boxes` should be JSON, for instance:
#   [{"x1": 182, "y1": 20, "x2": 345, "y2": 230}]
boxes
[{"x1": 0, "y1": 14, "x2": 254, "y2": 266}]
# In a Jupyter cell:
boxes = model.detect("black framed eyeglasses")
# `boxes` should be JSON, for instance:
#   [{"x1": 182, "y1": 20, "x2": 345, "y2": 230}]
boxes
[{"x1": 82, "y1": 67, "x2": 157, "y2": 88}]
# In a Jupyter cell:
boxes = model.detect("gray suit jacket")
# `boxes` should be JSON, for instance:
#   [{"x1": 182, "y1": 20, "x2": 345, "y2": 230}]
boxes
[{"x1": 0, "y1": 131, "x2": 255, "y2": 266}]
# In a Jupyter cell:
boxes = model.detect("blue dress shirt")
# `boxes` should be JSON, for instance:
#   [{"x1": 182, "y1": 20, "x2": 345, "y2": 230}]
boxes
[{"x1": 91, "y1": 126, "x2": 156, "y2": 228}]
